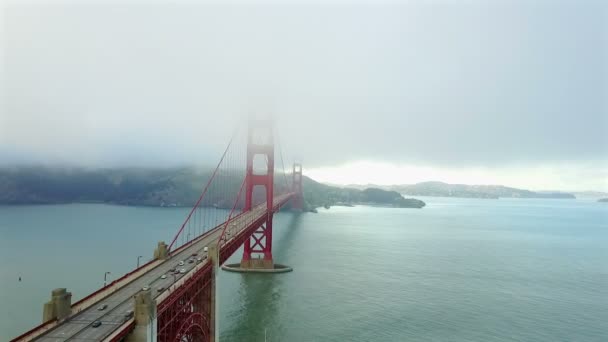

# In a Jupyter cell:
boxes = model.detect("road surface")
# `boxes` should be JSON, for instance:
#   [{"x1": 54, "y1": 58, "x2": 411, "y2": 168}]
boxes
[{"x1": 32, "y1": 194, "x2": 290, "y2": 341}]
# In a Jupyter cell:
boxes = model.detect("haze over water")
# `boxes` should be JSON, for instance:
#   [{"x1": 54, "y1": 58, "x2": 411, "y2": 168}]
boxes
[{"x1": 1, "y1": 197, "x2": 606, "y2": 341}]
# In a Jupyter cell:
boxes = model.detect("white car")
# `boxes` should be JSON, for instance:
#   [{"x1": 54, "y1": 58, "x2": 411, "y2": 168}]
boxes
[
  {"x1": 161, "y1": 274, "x2": 167, "y2": 279},
  {"x1": 203, "y1": 247, "x2": 208, "y2": 252},
  {"x1": 142, "y1": 286, "x2": 150, "y2": 291},
  {"x1": 180, "y1": 268, "x2": 186, "y2": 274},
  {"x1": 178, "y1": 261, "x2": 185, "y2": 266}
]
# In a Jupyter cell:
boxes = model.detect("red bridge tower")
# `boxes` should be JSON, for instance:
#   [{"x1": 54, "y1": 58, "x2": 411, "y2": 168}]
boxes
[
  {"x1": 291, "y1": 163, "x2": 304, "y2": 210},
  {"x1": 240, "y1": 120, "x2": 276, "y2": 269}
]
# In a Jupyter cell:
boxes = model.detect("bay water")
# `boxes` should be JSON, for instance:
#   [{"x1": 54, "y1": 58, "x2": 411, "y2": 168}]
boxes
[{"x1": 1, "y1": 197, "x2": 606, "y2": 341}]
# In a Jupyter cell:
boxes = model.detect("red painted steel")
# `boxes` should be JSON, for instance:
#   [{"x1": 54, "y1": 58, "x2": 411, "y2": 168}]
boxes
[
  {"x1": 218, "y1": 193, "x2": 292, "y2": 265},
  {"x1": 157, "y1": 263, "x2": 213, "y2": 342},
  {"x1": 217, "y1": 177, "x2": 247, "y2": 250},
  {"x1": 174, "y1": 313, "x2": 208, "y2": 342},
  {"x1": 291, "y1": 163, "x2": 304, "y2": 210},
  {"x1": 108, "y1": 192, "x2": 292, "y2": 342},
  {"x1": 167, "y1": 132, "x2": 236, "y2": 253},
  {"x1": 11, "y1": 257, "x2": 157, "y2": 342},
  {"x1": 242, "y1": 120, "x2": 275, "y2": 264},
  {"x1": 71, "y1": 258, "x2": 156, "y2": 307},
  {"x1": 14, "y1": 122, "x2": 303, "y2": 342}
]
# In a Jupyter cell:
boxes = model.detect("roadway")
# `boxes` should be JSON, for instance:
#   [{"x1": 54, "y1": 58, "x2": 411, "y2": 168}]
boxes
[{"x1": 32, "y1": 194, "x2": 291, "y2": 342}]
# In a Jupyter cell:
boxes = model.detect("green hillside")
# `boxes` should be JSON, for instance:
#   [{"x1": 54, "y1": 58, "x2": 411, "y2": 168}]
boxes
[{"x1": 0, "y1": 167, "x2": 425, "y2": 210}]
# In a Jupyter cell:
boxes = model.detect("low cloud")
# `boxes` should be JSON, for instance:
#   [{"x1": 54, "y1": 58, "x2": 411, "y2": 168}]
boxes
[{"x1": 1, "y1": 1, "x2": 606, "y2": 189}]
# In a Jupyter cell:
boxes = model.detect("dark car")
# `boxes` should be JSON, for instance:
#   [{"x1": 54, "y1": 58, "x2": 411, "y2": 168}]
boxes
[{"x1": 92, "y1": 321, "x2": 102, "y2": 328}]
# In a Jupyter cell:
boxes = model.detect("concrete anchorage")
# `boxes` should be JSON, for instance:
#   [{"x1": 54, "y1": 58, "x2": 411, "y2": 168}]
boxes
[
  {"x1": 42, "y1": 288, "x2": 72, "y2": 323},
  {"x1": 126, "y1": 289, "x2": 156, "y2": 342},
  {"x1": 154, "y1": 241, "x2": 169, "y2": 260}
]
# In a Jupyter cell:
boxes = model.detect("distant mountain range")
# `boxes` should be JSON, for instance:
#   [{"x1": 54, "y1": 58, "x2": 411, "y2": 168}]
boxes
[
  {"x1": 343, "y1": 181, "x2": 577, "y2": 199},
  {"x1": 0, "y1": 166, "x2": 425, "y2": 209},
  {"x1": 573, "y1": 191, "x2": 608, "y2": 199}
]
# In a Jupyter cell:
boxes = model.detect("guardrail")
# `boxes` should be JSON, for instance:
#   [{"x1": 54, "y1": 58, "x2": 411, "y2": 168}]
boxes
[
  {"x1": 12, "y1": 194, "x2": 292, "y2": 342},
  {"x1": 11, "y1": 258, "x2": 162, "y2": 341}
]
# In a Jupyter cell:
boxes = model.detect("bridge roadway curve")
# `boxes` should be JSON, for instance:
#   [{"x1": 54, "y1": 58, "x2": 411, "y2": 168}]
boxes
[{"x1": 32, "y1": 194, "x2": 292, "y2": 342}]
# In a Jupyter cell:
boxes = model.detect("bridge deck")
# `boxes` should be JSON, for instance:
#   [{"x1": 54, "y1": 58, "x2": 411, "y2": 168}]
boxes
[{"x1": 24, "y1": 193, "x2": 292, "y2": 342}]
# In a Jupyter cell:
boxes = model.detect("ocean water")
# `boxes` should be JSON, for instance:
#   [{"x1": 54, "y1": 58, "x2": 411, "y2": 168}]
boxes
[{"x1": 0, "y1": 197, "x2": 606, "y2": 341}]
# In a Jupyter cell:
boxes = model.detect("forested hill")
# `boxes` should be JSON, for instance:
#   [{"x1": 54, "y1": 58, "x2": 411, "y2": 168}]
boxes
[
  {"x1": 391, "y1": 181, "x2": 575, "y2": 199},
  {"x1": 0, "y1": 167, "x2": 425, "y2": 209}
]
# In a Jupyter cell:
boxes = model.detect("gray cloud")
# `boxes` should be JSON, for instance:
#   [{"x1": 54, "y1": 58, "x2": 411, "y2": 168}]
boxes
[{"x1": 1, "y1": 1, "x2": 607, "y2": 171}]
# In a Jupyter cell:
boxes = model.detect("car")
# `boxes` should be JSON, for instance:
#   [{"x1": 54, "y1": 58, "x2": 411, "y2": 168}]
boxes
[
  {"x1": 168, "y1": 268, "x2": 175, "y2": 272},
  {"x1": 92, "y1": 321, "x2": 101, "y2": 328},
  {"x1": 161, "y1": 274, "x2": 167, "y2": 279},
  {"x1": 124, "y1": 310, "x2": 134, "y2": 319},
  {"x1": 142, "y1": 286, "x2": 150, "y2": 291},
  {"x1": 174, "y1": 269, "x2": 180, "y2": 274},
  {"x1": 188, "y1": 259, "x2": 194, "y2": 264},
  {"x1": 178, "y1": 261, "x2": 185, "y2": 266},
  {"x1": 191, "y1": 252, "x2": 198, "y2": 256},
  {"x1": 180, "y1": 268, "x2": 186, "y2": 274},
  {"x1": 157, "y1": 287, "x2": 165, "y2": 292},
  {"x1": 203, "y1": 247, "x2": 208, "y2": 252},
  {"x1": 97, "y1": 304, "x2": 108, "y2": 311},
  {"x1": 197, "y1": 257, "x2": 202, "y2": 262}
]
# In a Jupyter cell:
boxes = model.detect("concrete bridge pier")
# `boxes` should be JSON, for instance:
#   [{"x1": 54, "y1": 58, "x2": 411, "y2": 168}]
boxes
[
  {"x1": 153, "y1": 241, "x2": 168, "y2": 260},
  {"x1": 209, "y1": 245, "x2": 218, "y2": 342},
  {"x1": 42, "y1": 288, "x2": 72, "y2": 323},
  {"x1": 126, "y1": 288, "x2": 156, "y2": 342}
]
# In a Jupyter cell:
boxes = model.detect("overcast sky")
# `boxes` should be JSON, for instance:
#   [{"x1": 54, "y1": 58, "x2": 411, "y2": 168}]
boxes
[{"x1": 1, "y1": 0, "x2": 606, "y2": 191}]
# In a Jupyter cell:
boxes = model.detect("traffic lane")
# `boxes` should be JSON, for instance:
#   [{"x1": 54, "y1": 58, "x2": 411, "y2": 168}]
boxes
[
  {"x1": 38, "y1": 256, "x2": 195, "y2": 339},
  {"x1": 68, "y1": 256, "x2": 209, "y2": 339},
  {"x1": 35, "y1": 203, "x2": 275, "y2": 340},
  {"x1": 62, "y1": 233, "x2": 220, "y2": 340},
  {"x1": 73, "y1": 299, "x2": 136, "y2": 340}
]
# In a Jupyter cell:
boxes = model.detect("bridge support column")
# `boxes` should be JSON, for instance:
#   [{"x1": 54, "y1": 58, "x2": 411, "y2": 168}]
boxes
[
  {"x1": 153, "y1": 241, "x2": 168, "y2": 260},
  {"x1": 239, "y1": 119, "x2": 276, "y2": 270},
  {"x1": 291, "y1": 163, "x2": 304, "y2": 211},
  {"x1": 223, "y1": 119, "x2": 292, "y2": 274},
  {"x1": 42, "y1": 288, "x2": 72, "y2": 323},
  {"x1": 126, "y1": 288, "x2": 156, "y2": 342},
  {"x1": 240, "y1": 219, "x2": 275, "y2": 269}
]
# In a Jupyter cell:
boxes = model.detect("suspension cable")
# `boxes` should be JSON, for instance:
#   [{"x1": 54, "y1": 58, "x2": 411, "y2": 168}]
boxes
[{"x1": 167, "y1": 123, "x2": 242, "y2": 253}]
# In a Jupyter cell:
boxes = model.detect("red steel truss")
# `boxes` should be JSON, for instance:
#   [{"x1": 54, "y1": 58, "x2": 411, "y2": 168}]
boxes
[
  {"x1": 242, "y1": 120, "x2": 275, "y2": 266},
  {"x1": 157, "y1": 263, "x2": 213, "y2": 342},
  {"x1": 14, "y1": 120, "x2": 304, "y2": 342}
]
